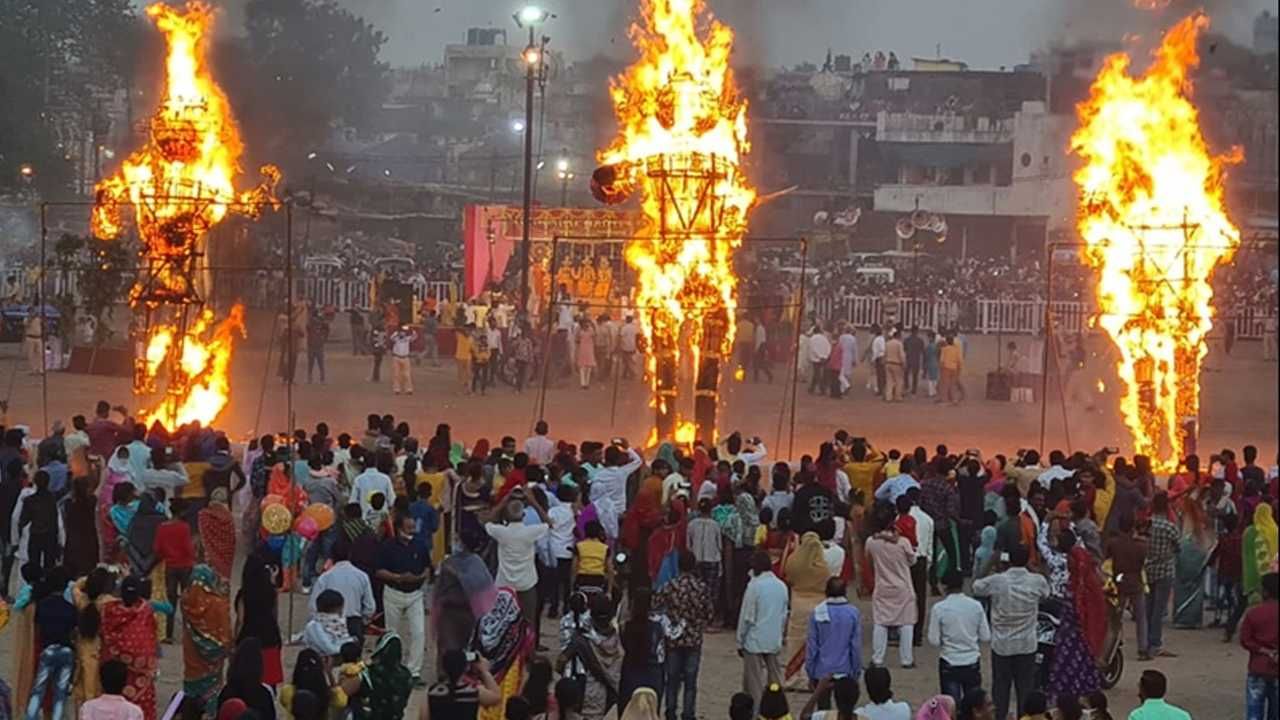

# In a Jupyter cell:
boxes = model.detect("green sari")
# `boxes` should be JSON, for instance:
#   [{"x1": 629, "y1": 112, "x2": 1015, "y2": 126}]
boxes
[
  {"x1": 181, "y1": 564, "x2": 232, "y2": 716},
  {"x1": 1172, "y1": 536, "x2": 1208, "y2": 628},
  {"x1": 355, "y1": 633, "x2": 413, "y2": 720}
]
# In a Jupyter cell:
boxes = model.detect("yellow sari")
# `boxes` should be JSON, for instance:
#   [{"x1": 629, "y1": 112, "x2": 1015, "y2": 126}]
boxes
[{"x1": 782, "y1": 532, "x2": 832, "y2": 687}]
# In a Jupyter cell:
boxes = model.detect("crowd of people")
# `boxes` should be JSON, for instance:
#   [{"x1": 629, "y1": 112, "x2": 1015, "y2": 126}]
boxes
[{"x1": 0, "y1": 399, "x2": 1278, "y2": 720}]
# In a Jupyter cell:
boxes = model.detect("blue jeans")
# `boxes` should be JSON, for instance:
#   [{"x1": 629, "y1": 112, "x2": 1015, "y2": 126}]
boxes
[
  {"x1": 938, "y1": 658, "x2": 982, "y2": 705},
  {"x1": 27, "y1": 644, "x2": 73, "y2": 720},
  {"x1": 665, "y1": 647, "x2": 701, "y2": 720},
  {"x1": 1145, "y1": 577, "x2": 1173, "y2": 652},
  {"x1": 1247, "y1": 674, "x2": 1279, "y2": 720},
  {"x1": 302, "y1": 527, "x2": 338, "y2": 587}
]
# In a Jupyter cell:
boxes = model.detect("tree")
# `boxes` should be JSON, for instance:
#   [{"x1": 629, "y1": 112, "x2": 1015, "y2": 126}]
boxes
[
  {"x1": 50, "y1": 231, "x2": 131, "y2": 346},
  {"x1": 219, "y1": 0, "x2": 390, "y2": 179},
  {"x1": 0, "y1": 0, "x2": 137, "y2": 197}
]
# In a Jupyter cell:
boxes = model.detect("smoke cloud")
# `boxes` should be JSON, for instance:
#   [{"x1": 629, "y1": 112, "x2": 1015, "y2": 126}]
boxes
[{"x1": 203, "y1": 0, "x2": 1274, "y2": 70}]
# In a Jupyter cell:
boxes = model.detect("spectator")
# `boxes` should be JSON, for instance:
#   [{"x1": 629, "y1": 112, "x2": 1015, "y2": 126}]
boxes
[
  {"x1": 803, "y1": 577, "x2": 862, "y2": 704},
  {"x1": 1129, "y1": 670, "x2": 1191, "y2": 720},
  {"x1": 927, "y1": 570, "x2": 990, "y2": 703},
  {"x1": 738, "y1": 551, "x2": 789, "y2": 713},
  {"x1": 376, "y1": 513, "x2": 431, "y2": 685},
  {"x1": 971, "y1": 544, "x2": 1049, "y2": 720},
  {"x1": 1240, "y1": 573, "x2": 1278, "y2": 720},
  {"x1": 81, "y1": 660, "x2": 144, "y2": 720},
  {"x1": 856, "y1": 666, "x2": 911, "y2": 720}
]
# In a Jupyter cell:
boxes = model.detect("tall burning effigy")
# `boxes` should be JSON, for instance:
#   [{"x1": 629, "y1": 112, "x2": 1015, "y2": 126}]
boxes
[
  {"x1": 1071, "y1": 13, "x2": 1242, "y2": 472},
  {"x1": 592, "y1": 0, "x2": 756, "y2": 444},
  {"x1": 92, "y1": 2, "x2": 280, "y2": 428}
]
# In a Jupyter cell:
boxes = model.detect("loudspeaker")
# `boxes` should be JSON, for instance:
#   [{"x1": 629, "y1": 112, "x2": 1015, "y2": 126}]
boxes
[
  {"x1": 985, "y1": 370, "x2": 1012, "y2": 402},
  {"x1": 66, "y1": 346, "x2": 133, "y2": 377}
]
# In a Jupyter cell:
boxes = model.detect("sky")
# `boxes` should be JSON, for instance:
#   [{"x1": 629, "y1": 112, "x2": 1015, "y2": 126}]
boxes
[{"x1": 310, "y1": 0, "x2": 1278, "y2": 70}]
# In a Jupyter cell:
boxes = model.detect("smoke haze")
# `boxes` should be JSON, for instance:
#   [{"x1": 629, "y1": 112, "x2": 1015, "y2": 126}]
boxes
[{"x1": 247, "y1": 0, "x2": 1276, "y2": 70}]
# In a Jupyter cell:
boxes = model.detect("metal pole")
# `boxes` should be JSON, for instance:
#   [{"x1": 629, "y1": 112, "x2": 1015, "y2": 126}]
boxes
[
  {"x1": 1038, "y1": 243, "x2": 1055, "y2": 455},
  {"x1": 533, "y1": 238, "x2": 559, "y2": 428},
  {"x1": 252, "y1": 311, "x2": 279, "y2": 442},
  {"x1": 286, "y1": 203, "x2": 294, "y2": 433},
  {"x1": 39, "y1": 202, "x2": 49, "y2": 432},
  {"x1": 788, "y1": 238, "x2": 808, "y2": 460},
  {"x1": 518, "y1": 26, "x2": 536, "y2": 311}
]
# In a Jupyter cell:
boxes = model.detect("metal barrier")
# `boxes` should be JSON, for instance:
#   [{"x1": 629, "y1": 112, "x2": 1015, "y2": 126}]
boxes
[{"x1": 811, "y1": 293, "x2": 1275, "y2": 339}]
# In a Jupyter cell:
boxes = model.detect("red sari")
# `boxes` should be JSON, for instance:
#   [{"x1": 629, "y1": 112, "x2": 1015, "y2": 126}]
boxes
[
  {"x1": 100, "y1": 599, "x2": 160, "y2": 720},
  {"x1": 1069, "y1": 546, "x2": 1107, "y2": 659},
  {"x1": 198, "y1": 503, "x2": 237, "y2": 581}
]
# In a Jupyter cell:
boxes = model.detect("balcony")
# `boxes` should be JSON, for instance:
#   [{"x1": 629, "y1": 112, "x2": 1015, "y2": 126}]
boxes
[{"x1": 877, "y1": 112, "x2": 1015, "y2": 144}]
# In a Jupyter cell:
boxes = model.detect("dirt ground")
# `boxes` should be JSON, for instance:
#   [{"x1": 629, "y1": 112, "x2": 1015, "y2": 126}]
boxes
[{"x1": 0, "y1": 331, "x2": 1275, "y2": 718}]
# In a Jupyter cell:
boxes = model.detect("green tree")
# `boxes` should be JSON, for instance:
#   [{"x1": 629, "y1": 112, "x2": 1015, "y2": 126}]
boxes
[
  {"x1": 0, "y1": 0, "x2": 137, "y2": 197},
  {"x1": 219, "y1": 0, "x2": 390, "y2": 176}
]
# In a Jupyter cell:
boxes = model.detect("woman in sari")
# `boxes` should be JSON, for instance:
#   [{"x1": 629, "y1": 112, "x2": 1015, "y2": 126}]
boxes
[
  {"x1": 236, "y1": 554, "x2": 284, "y2": 686},
  {"x1": 1045, "y1": 530, "x2": 1101, "y2": 699},
  {"x1": 63, "y1": 475, "x2": 99, "y2": 580},
  {"x1": 127, "y1": 491, "x2": 168, "y2": 638},
  {"x1": 432, "y1": 539, "x2": 497, "y2": 667},
  {"x1": 782, "y1": 531, "x2": 832, "y2": 689},
  {"x1": 100, "y1": 576, "x2": 166, "y2": 720},
  {"x1": 182, "y1": 564, "x2": 232, "y2": 715},
  {"x1": 1243, "y1": 502, "x2": 1279, "y2": 604},
  {"x1": 199, "y1": 488, "x2": 237, "y2": 581},
  {"x1": 71, "y1": 568, "x2": 116, "y2": 712},
  {"x1": 1171, "y1": 489, "x2": 1214, "y2": 628},
  {"x1": 105, "y1": 481, "x2": 139, "y2": 567},
  {"x1": 471, "y1": 588, "x2": 535, "y2": 720}
]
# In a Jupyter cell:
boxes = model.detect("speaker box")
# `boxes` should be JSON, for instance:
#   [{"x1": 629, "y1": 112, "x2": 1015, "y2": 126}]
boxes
[
  {"x1": 985, "y1": 370, "x2": 1012, "y2": 402},
  {"x1": 66, "y1": 346, "x2": 133, "y2": 377}
]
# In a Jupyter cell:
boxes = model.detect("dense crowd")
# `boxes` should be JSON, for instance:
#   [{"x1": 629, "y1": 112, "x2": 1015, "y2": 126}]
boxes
[
  {"x1": 0, "y1": 401, "x2": 1278, "y2": 720},
  {"x1": 794, "y1": 253, "x2": 1280, "y2": 313}
]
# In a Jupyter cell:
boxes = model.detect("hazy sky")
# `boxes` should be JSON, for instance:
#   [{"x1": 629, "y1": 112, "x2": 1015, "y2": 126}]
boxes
[{"x1": 316, "y1": 0, "x2": 1278, "y2": 70}]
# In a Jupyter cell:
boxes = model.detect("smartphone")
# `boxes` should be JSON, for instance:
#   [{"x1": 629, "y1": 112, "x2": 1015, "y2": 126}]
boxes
[{"x1": 465, "y1": 651, "x2": 478, "y2": 663}]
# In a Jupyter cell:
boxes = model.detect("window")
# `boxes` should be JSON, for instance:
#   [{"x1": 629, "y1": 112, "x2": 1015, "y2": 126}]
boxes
[
  {"x1": 888, "y1": 76, "x2": 910, "y2": 92},
  {"x1": 1020, "y1": 152, "x2": 1032, "y2": 168}
]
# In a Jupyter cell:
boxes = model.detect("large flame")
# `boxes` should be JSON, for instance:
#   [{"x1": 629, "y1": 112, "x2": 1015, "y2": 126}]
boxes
[
  {"x1": 600, "y1": 0, "x2": 755, "y2": 435},
  {"x1": 1071, "y1": 13, "x2": 1242, "y2": 472},
  {"x1": 92, "y1": 2, "x2": 279, "y2": 428}
]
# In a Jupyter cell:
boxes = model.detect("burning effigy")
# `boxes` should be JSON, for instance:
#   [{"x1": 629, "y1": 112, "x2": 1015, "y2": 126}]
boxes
[
  {"x1": 1071, "y1": 12, "x2": 1242, "y2": 471},
  {"x1": 593, "y1": 0, "x2": 757, "y2": 445},
  {"x1": 93, "y1": 2, "x2": 280, "y2": 428}
]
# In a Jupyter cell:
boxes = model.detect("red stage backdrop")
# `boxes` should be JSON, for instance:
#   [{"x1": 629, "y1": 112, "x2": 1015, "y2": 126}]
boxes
[{"x1": 462, "y1": 204, "x2": 643, "y2": 298}]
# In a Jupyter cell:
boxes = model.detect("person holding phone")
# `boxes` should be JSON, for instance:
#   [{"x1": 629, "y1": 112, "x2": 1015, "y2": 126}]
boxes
[{"x1": 423, "y1": 649, "x2": 501, "y2": 720}]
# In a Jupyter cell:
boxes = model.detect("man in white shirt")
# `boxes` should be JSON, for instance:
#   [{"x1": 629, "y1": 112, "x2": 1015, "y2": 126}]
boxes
[
  {"x1": 485, "y1": 489, "x2": 550, "y2": 626},
  {"x1": 1035, "y1": 450, "x2": 1072, "y2": 489},
  {"x1": 819, "y1": 518, "x2": 846, "y2": 577},
  {"x1": 309, "y1": 543, "x2": 376, "y2": 637},
  {"x1": 807, "y1": 325, "x2": 832, "y2": 395},
  {"x1": 389, "y1": 325, "x2": 415, "y2": 395},
  {"x1": 737, "y1": 551, "x2": 789, "y2": 713},
  {"x1": 874, "y1": 458, "x2": 921, "y2": 504},
  {"x1": 927, "y1": 570, "x2": 990, "y2": 702},
  {"x1": 617, "y1": 315, "x2": 639, "y2": 380},
  {"x1": 523, "y1": 420, "x2": 556, "y2": 466},
  {"x1": 868, "y1": 324, "x2": 886, "y2": 396},
  {"x1": 971, "y1": 544, "x2": 1051, "y2": 720},
  {"x1": 587, "y1": 441, "x2": 643, "y2": 540},
  {"x1": 545, "y1": 485, "x2": 577, "y2": 616},
  {"x1": 905, "y1": 487, "x2": 934, "y2": 645},
  {"x1": 837, "y1": 324, "x2": 858, "y2": 395},
  {"x1": 350, "y1": 452, "x2": 396, "y2": 515}
]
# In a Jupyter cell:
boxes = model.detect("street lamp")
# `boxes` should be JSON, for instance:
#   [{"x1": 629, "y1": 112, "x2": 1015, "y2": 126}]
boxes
[
  {"x1": 514, "y1": 5, "x2": 551, "y2": 314},
  {"x1": 556, "y1": 157, "x2": 574, "y2": 206}
]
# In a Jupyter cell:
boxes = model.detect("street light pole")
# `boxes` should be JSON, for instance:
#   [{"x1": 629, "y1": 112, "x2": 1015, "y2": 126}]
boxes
[{"x1": 518, "y1": 26, "x2": 536, "y2": 312}]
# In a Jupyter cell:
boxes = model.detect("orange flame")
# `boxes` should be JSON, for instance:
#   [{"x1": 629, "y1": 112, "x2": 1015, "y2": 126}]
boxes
[
  {"x1": 600, "y1": 0, "x2": 755, "y2": 436},
  {"x1": 1071, "y1": 13, "x2": 1242, "y2": 472},
  {"x1": 92, "y1": 2, "x2": 280, "y2": 429}
]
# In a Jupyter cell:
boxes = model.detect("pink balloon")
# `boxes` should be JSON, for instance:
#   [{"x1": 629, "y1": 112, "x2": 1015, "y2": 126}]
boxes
[{"x1": 295, "y1": 515, "x2": 319, "y2": 541}]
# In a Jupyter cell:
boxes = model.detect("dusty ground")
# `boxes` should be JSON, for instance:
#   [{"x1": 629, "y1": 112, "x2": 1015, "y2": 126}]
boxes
[{"x1": 0, "y1": 332, "x2": 1275, "y2": 718}]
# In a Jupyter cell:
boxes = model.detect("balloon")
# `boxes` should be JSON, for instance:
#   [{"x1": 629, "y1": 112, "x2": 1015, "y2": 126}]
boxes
[
  {"x1": 294, "y1": 515, "x2": 319, "y2": 541},
  {"x1": 261, "y1": 494, "x2": 285, "y2": 510},
  {"x1": 303, "y1": 503, "x2": 336, "y2": 532},
  {"x1": 261, "y1": 503, "x2": 293, "y2": 535}
]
